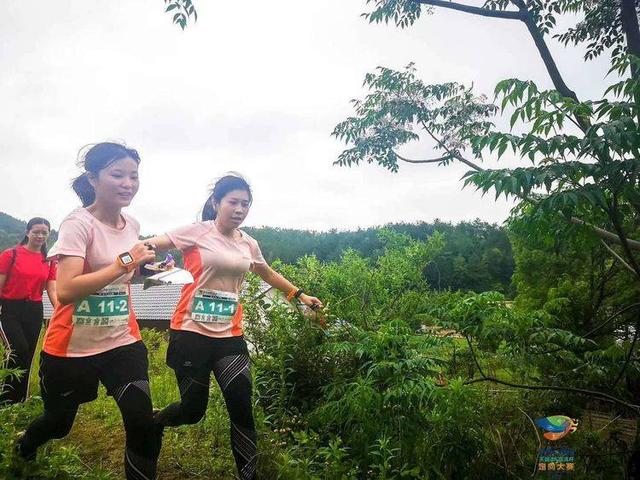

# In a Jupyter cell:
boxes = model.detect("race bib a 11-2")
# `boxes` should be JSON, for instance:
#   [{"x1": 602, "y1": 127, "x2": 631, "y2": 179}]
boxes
[
  {"x1": 72, "y1": 285, "x2": 130, "y2": 327},
  {"x1": 191, "y1": 289, "x2": 238, "y2": 324}
]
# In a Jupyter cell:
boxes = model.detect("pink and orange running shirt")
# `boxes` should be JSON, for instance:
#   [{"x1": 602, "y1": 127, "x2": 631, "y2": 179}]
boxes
[
  {"x1": 167, "y1": 221, "x2": 266, "y2": 338},
  {"x1": 43, "y1": 208, "x2": 142, "y2": 358}
]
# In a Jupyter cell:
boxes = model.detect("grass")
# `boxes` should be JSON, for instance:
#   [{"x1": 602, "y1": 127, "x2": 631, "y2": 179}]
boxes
[{"x1": 1, "y1": 328, "x2": 275, "y2": 479}]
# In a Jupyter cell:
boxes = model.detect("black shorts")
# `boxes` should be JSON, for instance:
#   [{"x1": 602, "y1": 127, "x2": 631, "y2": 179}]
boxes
[
  {"x1": 166, "y1": 329, "x2": 248, "y2": 377},
  {"x1": 39, "y1": 341, "x2": 149, "y2": 410}
]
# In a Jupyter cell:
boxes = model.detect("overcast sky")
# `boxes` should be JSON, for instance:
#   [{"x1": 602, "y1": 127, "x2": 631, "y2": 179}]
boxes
[{"x1": 0, "y1": 1, "x2": 610, "y2": 234}]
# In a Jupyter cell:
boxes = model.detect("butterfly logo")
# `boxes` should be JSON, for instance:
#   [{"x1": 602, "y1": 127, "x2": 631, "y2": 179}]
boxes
[{"x1": 534, "y1": 415, "x2": 578, "y2": 441}]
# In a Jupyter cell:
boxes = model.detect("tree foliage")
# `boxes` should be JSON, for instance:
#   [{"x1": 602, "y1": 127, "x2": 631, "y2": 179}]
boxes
[
  {"x1": 332, "y1": 2, "x2": 640, "y2": 471},
  {"x1": 162, "y1": 0, "x2": 197, "y2": 29},
  {"x1": 335, "y1": 0, "x2": 640, "y2": 279}
]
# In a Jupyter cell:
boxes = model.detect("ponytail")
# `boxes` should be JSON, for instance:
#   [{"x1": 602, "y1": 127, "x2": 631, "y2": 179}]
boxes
[
  {"x1": 201, "y1": 193, "x2": 217, "y2": 221},
  {"x1": 72, "y1": 173, "x2": 95, "y2": 207}
]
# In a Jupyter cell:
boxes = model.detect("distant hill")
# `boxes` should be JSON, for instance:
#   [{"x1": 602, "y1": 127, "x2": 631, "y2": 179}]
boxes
[
  {"x1": 0, "y1": 212, "x2": 27, "y2": 251},
  {"x1": 0, "y1": 212, "x2": 58, "y2": 252},
  {"x1": 245, "y1": 220, "x2": 515, "y2": 294}
]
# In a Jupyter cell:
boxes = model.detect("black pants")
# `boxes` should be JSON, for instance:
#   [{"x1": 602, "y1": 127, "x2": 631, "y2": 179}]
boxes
[
  {"x1": 156, "y1": 330, "x2": 257, "y2": 480},
  {"x1": 0, "y1": 299, "x2": 43, "y2": 404},
  {"x1": 18, "y1": 342, "x2": 162, "y2": 480}
]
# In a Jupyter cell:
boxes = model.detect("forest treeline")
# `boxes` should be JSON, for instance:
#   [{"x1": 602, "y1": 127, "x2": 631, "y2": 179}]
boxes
[
  {"x1": 1, "y1": 212, "x2": 514, "y2": 294},
  {"x1": 245, "y1": 221, "x2": 514, "y2": 293}
]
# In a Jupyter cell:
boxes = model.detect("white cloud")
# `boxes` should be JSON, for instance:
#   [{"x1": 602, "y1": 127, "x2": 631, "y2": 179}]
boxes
[{"x1": 0, "y1": 1, "x2": 608, "y2": 234}]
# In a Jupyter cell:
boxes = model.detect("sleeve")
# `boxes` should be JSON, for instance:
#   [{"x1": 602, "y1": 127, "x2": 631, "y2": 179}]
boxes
[
  {"x1": 48, "y1": 217, "x2": 91, "y2": 259},
  {"x1": 246, "y1": 235, "x2": 266, "y2": 270},
  {"x1": 47, "y1": 259, "x2": 58, "y2": 281},
  {"x1": 125, "y1": 213, "x2": 141, "y2": 238},
  {"x1": 0, "y1": 249, "x2": 12, "y2": 275},
  {"x1": 166, "y1": 223, "x2": 207, "y2": 251}
]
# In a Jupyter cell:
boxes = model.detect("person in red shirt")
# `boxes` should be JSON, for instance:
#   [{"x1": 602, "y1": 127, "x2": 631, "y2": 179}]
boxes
[{"x1": 0, "y1": 217, "x2": 58, "y2": 404}]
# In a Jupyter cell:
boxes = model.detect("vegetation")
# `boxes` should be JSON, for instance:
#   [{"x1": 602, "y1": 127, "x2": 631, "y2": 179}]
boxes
[
  {"x1": 0, "y1": 212, "x2": 514, "y2": 294},
  {"x1": 2, "y1": 0, "x2": 638, "y2": 477},
  {"x1": 0, "y1": 228, "x2": 634, "y2": 478}
]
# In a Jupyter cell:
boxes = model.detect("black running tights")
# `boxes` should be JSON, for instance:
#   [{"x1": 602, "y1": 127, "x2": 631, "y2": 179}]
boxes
[
  {"x1": 155, "y1": 352, "x2": 257, "y2": 480},
  {"x1": 19, "y1": 380, "x2": 161, "y2": 480}
]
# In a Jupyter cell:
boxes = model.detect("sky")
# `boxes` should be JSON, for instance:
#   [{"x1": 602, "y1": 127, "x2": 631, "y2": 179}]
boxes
[{"x1": 0, "y1": 1, "x2": 610, "y2": 234}]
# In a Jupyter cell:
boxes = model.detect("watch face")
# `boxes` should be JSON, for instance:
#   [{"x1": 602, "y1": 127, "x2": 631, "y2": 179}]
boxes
[{"x1": 120, "y1": 253, "x2": 134, "y2": 265}]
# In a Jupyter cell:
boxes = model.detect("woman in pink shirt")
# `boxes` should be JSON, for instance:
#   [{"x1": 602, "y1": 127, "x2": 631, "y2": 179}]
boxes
[
  {"x1": 149, "y1": 174, "x2": 323, "y2": 480},
  {"x1": 16, "y1": 143, "x2": 163, "y2": 480}
]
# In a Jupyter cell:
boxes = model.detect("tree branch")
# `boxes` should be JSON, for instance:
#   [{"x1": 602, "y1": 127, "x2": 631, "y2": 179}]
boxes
[
  {"x1": 600, "y1": 239, "x2": 636, "y2": 275},
  {"x1": 406, "y1": 0, "x2": 639, "y2": 251},
  {"x1": 517, "y1": 406, "x2": 542, "y2": 477},
  {"x1": 394, "y1": 150, "x2": 452, "y2": 164},
  {"x1": 509, "y1": 0, "x2": 579, "y2": 103},
  {"x1": 610, "y1": 318, "x2": 640, "y2": 390},
  {"x1": 570, "y1": 217, "x2": 640, "y2": 252},
  {"x1": 410, "y1": 0, "x2": 578, "y2": 104},
  {"x1": 608, "y1": 196, "x2": 640, "y2": 276},
  {"x1": 415, "y1": 121, "x2": 640, "y2": 251},
  {"x1": 583, "y1": 303, "x2": 640, "y2": 338},
  {"x1": 463, "y1": 335, "x2": 640, "y2": 414},
  {"x1": 453, "y1": 152, "x2": 485, "y2": 171},
  {"x1": 621, "y1": 0, "x2": 640, "y2": 62},
  {"x1": 413, "y1": 0, "x2": 523, "y2": 20},
  {"x1": 418, "y1": 120, "x2": 486, "y2": 171}
]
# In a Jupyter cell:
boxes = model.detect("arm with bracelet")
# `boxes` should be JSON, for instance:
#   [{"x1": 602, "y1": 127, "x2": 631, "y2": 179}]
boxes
[{"x1": 251, "y1": 262, "x2": 323, "y2": 312}]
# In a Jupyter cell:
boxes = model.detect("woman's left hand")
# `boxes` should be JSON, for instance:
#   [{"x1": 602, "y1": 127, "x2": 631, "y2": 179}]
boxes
[{"x1": 299, "y1": 294, "x2": 323, "y2": 311}]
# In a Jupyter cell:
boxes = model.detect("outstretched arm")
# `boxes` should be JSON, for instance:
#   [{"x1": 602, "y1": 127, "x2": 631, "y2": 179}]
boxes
[
  {"x1": 143, "y1": 234, "x2": 176, "y2": 251},
  {"x1": 251, "y1": 262, "x2": 323, "y2": 310}
]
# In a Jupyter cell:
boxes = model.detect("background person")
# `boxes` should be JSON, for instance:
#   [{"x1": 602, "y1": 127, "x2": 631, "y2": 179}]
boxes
[{"x1": 0, "y1": 217, "x2": 57, "y2": 405}]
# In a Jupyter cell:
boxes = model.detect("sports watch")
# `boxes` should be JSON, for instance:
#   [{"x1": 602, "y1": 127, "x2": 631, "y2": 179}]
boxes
[{"x1": 116, "y1": 251, "x2": 136, "y2": 272}]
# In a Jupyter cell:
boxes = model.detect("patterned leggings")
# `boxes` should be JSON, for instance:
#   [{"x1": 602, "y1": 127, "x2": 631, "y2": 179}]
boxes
[
  {"x1": 19, "y1": 379, "x2": 161, "y2": 480},
  {"x1": 155, "y1": 352, "x2": 257, "y2": 480}
]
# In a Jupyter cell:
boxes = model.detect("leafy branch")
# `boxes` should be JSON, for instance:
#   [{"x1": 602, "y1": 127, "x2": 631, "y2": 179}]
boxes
[
  {"x1": 462, "y1": 335, "x2": 640, "y2": 414},
  {"x1": 163, "y1": 0, "x2": 197, "y2": 30}
]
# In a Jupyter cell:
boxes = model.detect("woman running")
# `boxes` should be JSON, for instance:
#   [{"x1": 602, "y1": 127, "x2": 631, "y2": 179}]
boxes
[
  {"x1": 0, "y1": 217, "x2": 57, "y2": 405},
  {"x1": 16, "y1": 142, "x2": 163, "y2": 480},
  {"x1": 149, "y1": 174, "x2": 323, "y2": 480}
]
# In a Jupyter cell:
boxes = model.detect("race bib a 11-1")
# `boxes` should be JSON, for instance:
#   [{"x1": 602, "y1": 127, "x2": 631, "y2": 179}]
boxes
[
  {"x1": 72, "y1": 285, "x2": 130, "y2": 327},
  {"x1": 191, "y1": 289, "x2": 238, "y2": 324}
]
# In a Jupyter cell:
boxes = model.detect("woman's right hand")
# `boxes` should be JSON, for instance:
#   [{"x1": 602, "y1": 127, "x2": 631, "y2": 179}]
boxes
[{"x1": 130, "y1": 242, "x2": 156, "y2": 267}]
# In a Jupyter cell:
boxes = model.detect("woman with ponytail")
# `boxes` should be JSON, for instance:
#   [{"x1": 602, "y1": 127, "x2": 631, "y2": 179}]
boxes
[
  {"x1": 0, "y1": 218, "x2": 57, "y2": 404},
  {"x1": 16, "y1": 142, "x2": 163, "y2": 480},
  {"x1": 146, "y1": 173, "x2": 323, "y2": 480}
]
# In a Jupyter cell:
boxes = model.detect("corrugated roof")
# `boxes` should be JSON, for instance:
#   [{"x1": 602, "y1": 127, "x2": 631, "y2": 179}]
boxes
[{"x1": 43, "y1": 281, "x2": 272, "y2": 321}]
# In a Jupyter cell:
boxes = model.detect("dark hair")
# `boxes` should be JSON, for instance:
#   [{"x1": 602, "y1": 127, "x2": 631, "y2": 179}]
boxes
[
  {"x1": 202, "y1": 173, "x2": 253, "y2": 221},
  {"x1": 20, "y1": 217, "x2": 51, "y2": 260},
  {"x1": 71, "y1": 142, "x2": 141, "y2": 207}
]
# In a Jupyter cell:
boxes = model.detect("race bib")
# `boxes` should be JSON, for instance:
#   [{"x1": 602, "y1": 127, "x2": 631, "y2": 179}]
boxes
[
  {"x1": 72, "y1": 285, "x2": 130, "y2": 327},
  {"x1": 191, "y1": 289, "x2": 238, "y2": 323}
]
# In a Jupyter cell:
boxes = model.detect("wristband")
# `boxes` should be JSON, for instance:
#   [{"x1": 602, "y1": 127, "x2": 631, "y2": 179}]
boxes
[
  {"x1": 294, "y1": 289, "x2": 304, "y2": 299},
  {"x1": 286, "y1": 287, "x2": 298, "y2": 301}
]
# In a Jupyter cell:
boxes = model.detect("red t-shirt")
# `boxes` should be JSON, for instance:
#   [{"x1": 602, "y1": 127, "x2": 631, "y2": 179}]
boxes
[{"x1": 0, "y1": 246, "x2": 57, "y2": 301}]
